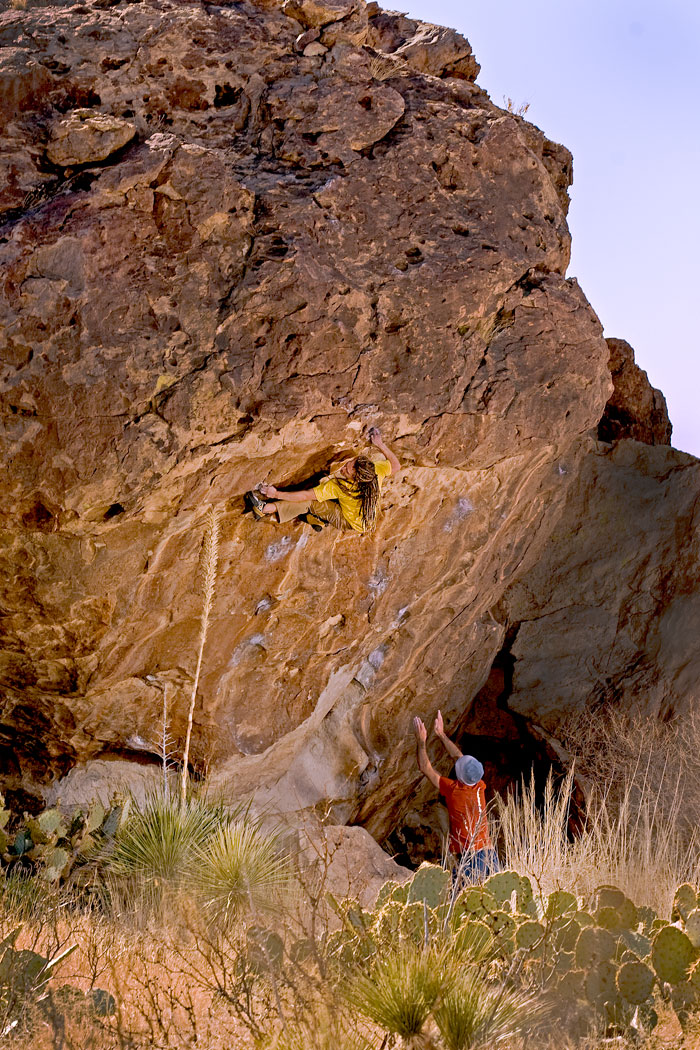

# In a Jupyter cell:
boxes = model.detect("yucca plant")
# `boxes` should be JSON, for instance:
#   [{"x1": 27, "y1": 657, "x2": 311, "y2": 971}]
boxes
[
  {"x1": 109, "y1": 793, "x2": 226, "y2": 884},
  {"x1": 192, "y1": 820, "x2": 294, "y2": 925},
  {"x1": 344, "y1": 942, "x2": 458, "y2": 1049},
  {"x1": 434, "y1": 972, "x2": 544, "y2": 1050}
]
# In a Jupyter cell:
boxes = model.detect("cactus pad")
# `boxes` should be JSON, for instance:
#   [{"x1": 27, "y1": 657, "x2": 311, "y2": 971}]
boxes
[
  {"x1": 546, "y1": 889, "x2": 578, "y2": 918},
  {"x1": 516, "y1": 919, "x2": 544, "y2": 950},
  {"x1": 557, "y1": 969, "x2": 585, "y2": 1001},
  {"x1": 673, "y1": 884, "x2": 698, "y2": 922},
  {"x1": 575, "y1": 926, "x2": 616, "y2": 968},
  {"x1": 42, "y1": 847, "x2": 70, "y2": 882},
  {"x1": 671, "y1": 980, "x2": 700, "y2": 1030},
  {"x1": 554, "y1": 949, "x2": 576, "y2": 975},
  {"x1": 376, "y1": 880, "x2": 410, "y2": 908},
  {"x1": 407, "y1": 863, "x2": 449, "y2": 909},
  {"x1": 462, "y1": 887, "x2": 497, "y2": 917},
  {"x1": 617, "y1": 960, "x2": 655, "y2": 1004},
  {"x1": 596, "y1": 886, "x2": 626, "y2": 911},
  {"x1": 685, "y1": 909, "x2": 700, "y2": 949},
  {"x1": 619, "y1": 929, "x2": 651, "y2": 959},
  {"x1": 85, "y1": 801, "x2": 106, "y2": 834},
  {"x1": 584, "y1": 960, "x2": 618, "y2": 1006},
  {"x1": 651, "y1": 925, "x2": 696, "y2": 984},
  {"x1": 484, "y1": 870, "x2": 521, "y2": 904},
  {"x1": 552, "y1": 915, "x2": 582, "y2": 954}
]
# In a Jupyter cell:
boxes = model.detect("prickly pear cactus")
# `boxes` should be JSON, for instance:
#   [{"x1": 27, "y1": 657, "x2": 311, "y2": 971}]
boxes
[
  {"x1": 546, "y1": 889, "x2": 578, "y2": 919},
  {"x1": 375, "y1": 879, "x2": 409, "y2": 909},
  {"x1": 575, "y1": 926, "x2": 616, "y2": 968},
  {"x1": 483, "y1": 870, "x2": 521, "y2": 905},
  {"x1": 651, "y1": 925, "x2": 696, "y2": 984},
  {"x1": 673, "y1": 884, "x2": 698, "y2": 923},
  {"x1": 0, "y1": 797, "x2": 130, "y2": 885},
  {"x1": 617, "y1": 960, "x2": 655, "y2": 1005},
  {"x1": 685, "y1": 909, "x2": 700, "y2": 949},
  {"x1": 584, "y1": 960, "x2": 618, "y2": 1007},
  {"x1": 516, "y1": 919, "x2": 544, "y2": 950},
  {"x1": 407, "y1": 863, "x2": 450, "y2": 909}
]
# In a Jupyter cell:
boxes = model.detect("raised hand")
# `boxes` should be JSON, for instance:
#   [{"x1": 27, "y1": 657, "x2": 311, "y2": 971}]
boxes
[
  {"x1": 434, "y1": 709, "x2": 444, "y2": 737},
  {"x1": 369, "y1": 426, "x2": 383, "y2": 446},
  {"x1": 413, "y1": 716, "x2": 427, "y2": 743}
]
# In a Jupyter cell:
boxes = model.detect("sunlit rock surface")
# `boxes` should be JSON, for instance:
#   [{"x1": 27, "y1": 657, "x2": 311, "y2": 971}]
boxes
[{"x1": 1, "y1": 1, "x2": 695, "y2": 857}]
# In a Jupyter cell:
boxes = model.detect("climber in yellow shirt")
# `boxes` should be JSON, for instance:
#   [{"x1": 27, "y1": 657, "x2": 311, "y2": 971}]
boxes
[{"x1": 245, "y1": 427, "x2": 399, "y2": 533}]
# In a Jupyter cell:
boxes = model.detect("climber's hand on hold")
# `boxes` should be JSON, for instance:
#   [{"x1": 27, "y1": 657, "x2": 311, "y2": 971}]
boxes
[
  {"x1": 369, "y1": 427, "x2": 400, "y2": 474},
  {"x1": 434, "y1": 709, "x2": 444, "y2": 738},
  {"x1": 414, "y1": 717, "x2": 440, "y2": 787},
  {"x1": 413, "y1": 716, "x2": 427, "y2": 743},
  {"x1": 260, "y1": 484, "x2": 277, "y2": 498}
]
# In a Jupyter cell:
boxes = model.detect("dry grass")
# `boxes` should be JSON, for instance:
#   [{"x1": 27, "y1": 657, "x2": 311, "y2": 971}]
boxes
[
  {"x1": 503, "y1": 96, "x2": 530, "y2": 117},
  {"x1": 497, "y1": 763, "x2": 700, "y2": 915}
]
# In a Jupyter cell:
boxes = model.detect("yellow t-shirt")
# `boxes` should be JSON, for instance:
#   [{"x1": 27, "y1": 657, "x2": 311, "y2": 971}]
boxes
[{"x1": 313, "y1": 459, "x2": 392, "y2": 532}]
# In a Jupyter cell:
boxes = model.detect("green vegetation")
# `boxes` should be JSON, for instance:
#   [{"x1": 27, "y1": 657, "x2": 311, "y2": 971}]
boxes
[{"x1": 4, "y1": 777, "x2": 700, "y2": 1049}]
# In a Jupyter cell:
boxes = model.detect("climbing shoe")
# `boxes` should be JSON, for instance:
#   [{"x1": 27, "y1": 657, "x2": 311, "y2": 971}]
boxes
[
  {"x1": 245, "y1": 490, "x2": 267, "y2": 520},
  {"x1": 303, "y1": 513, "x2": 326, "y2": 532}
]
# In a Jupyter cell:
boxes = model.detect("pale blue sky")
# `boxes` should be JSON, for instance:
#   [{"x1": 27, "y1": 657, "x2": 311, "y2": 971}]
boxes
[{"x1": 403, "y1": 0, "x2": 700, "y2": 456}]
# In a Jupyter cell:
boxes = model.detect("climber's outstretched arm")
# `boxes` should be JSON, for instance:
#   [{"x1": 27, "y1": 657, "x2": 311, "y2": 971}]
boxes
[
  {"x1": 369, "y1": 427, "x2": 400, "y2": 475},
  {"x1": 260, "y1": 484, "x2": 316, "y2": 502},
  {"x1": 413, "y1": 717, "x2": 440, "y2": 789},
  {"x1": 434, "y1": 709, "x2": 463, "y2": 760}
]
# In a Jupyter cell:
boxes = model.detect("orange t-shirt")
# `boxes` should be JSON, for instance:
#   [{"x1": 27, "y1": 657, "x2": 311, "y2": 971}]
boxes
[{"x1": 438, "y1": 777, "x2": 491, "y2": 854}]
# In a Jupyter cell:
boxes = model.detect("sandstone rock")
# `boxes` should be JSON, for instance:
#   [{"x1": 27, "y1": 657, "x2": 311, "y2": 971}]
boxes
[
  {"x1": 294, "y1": 28, "x2": 321, "y2": 51},
  {"x1": 303, "y1": 41, "x2": 328, "y2": 57},
  {"x1": 42, "y1": 758, "x2": 164, "y2": 809},
  {"x1": 267, "y1": 77, "x2": 405, "y2": 160},
  {"x1": 598, "y1": 338, "x2": 672, "y2": 445},
  {"x1": 46, "y1": 110, "x2": 137, "y2": 167},
  {"x1": 298, "y1": 822, "x2": 411, "y2": 908},
  {"x1": 502, "y1": 439, "x2": 700, "y2": 734},
  {"x1": 367, "y1": 12, "x2": 480, "y2": 80},
  {"x1": 3, "y1": 0, "x2": 686, "y2": 866},
  {"x1": 393, "y1": 24, "x2": 479, "y2": 80},
  {"x1": 283, "y1": 0, "x2": 357, "y2": 29}
]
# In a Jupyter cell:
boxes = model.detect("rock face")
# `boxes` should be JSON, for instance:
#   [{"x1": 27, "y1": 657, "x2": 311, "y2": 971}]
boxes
[
  {"x1": 0, "y1": 0, "x2": 696, "y2": 863},
  {"x1": 503, "y1": 439, "x2": 700, "y2": 735},
  {"x1": 598, "y1": 338, "x2": 672, "y2": 446},
  {"x1": 45, "y1": 110, "x2": 137, "y2": 167}
]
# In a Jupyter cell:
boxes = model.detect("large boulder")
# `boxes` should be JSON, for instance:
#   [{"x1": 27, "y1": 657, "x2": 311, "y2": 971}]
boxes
[{"x1": 2, "y1": 0, "x2": 694, "y2": 865}]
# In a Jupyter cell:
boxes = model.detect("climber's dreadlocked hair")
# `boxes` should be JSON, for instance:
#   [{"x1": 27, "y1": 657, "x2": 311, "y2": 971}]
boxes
[{"x1": 338, "y1": 455, "x2": 380, "y2": 532}]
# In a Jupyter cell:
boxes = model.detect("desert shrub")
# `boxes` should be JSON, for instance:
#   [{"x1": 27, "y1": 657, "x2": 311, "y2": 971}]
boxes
[
  {"x1": 343, "y1": 940, "x2": 455, "y2": 1043},
  {"x1": 109, "y1": 793, "x2": 227, "y2": 884},
  {"x1": 434, "y1": 971, "x2": 542, "y2": 1050},
  {"x1": 192, "y1": 820, "x2": 295, "y2": 925}
]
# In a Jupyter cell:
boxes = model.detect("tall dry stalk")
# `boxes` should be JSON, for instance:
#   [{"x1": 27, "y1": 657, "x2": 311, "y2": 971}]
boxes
[{"x1": 181, "y1": 505, "x2": 221, "y2": 801}]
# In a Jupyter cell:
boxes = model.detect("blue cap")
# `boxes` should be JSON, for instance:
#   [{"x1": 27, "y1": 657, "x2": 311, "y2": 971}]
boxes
[{"x1": 455, "y1": 755, "x2": 484, "y2": 786}]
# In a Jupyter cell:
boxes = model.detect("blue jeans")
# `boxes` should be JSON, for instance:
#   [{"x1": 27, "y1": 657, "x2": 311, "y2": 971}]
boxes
[{"x1": 452, "y1": 848, "x2": 500, "y2": 887}]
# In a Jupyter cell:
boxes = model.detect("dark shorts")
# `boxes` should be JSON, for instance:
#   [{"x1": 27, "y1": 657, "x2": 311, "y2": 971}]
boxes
[{"x1": 451, "y1": 848, "x2": 500, "y2": 887}]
